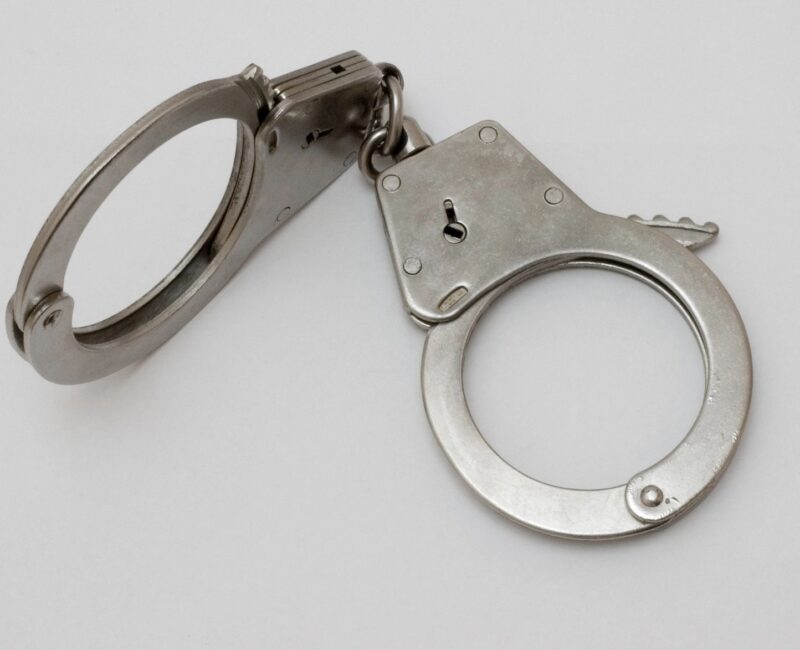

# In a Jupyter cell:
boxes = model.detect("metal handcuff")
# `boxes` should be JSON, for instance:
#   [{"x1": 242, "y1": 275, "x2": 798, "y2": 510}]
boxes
[{"x1": 6, "y1": 52, "x2": 752, "y2": 540}]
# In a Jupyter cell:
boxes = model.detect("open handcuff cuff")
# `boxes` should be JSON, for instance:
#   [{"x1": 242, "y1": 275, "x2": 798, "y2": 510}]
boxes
[{"x1": 7, "y1": 52, "x2": 752, "y2": 540}]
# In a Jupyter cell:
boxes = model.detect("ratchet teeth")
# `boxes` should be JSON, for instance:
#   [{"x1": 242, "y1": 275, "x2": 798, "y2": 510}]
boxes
[{"x1": 628, "y1": 214, "x2": 719, "y2": 250}]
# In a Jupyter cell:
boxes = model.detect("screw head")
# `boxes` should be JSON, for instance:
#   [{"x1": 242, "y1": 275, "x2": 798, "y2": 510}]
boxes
[
  {"x1": 382, "y1": 174, "x2": 401, "y2": 192},
  {"x1": 403, "y1": 257, "x2": 422, "y2": 275},
  {"x1": 478, "y1": 126, "x2": 498, "y2": 143},
  {"x1": 43, "y1": 310, "x2": 62, "y2": 329},
  {"x1": 544, "y1": 187, "x2": 564, "y2": 205},
  {"x1": 640, "y1": 485, "x2": 664, "y2": 508}
]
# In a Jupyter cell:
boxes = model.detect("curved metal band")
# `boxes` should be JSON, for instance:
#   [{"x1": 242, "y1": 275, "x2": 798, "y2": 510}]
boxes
[
  {"x1": 8, "y1": 54, "x2": 385, "y2": 384},
  {"x1": 7, "y1": 75, "x2": 264, "y2": 383},
  {"x1": 422, "y1": 243, "x2": 752, "y2": 539}
]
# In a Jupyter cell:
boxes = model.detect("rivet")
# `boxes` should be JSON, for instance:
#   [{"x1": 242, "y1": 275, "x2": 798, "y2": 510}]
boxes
[
  {"x1": 403, "y1": 257, "x2": 422, "y2": 275},
  {"x1": 544, "y1": 187, "x2": 564, "y2": 205},
  {"x1": 640, "y1": 485, "x2": 664, "y2": 508},
  {"x1": 478, "y1": 126, "x2": 498, "y2": 143},
  {"x1": 382, "y1": 174, "x2": 401, "y2": 192},
  {"x1": 343, "y1": 151, "x2": 357, "y2": 167}
]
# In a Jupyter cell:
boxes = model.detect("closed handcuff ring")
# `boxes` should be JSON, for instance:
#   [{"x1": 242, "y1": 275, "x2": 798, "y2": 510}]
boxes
[{"x1": 420, "y1": 225, "x2": 750, "y2": 539}]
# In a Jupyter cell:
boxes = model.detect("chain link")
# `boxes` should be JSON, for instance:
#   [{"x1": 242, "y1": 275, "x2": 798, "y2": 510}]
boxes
[
  {"x1": 358, "y1": 63, "x2": 405, "y2": 181},
  {"x1": 381, "y1": 75, "x2": 404, "y2": 156}
]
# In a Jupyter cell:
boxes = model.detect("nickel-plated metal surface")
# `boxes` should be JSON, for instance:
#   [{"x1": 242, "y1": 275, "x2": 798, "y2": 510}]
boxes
[
  {"x1": 6, "y1": 58, "x2": 752, "y2": 540},
  {"x1": 8, "y1": 52, "x2": 382, "y2": 383},
  {"x1": 376, "y1": 121, "x2": 751, "y2": 538}
]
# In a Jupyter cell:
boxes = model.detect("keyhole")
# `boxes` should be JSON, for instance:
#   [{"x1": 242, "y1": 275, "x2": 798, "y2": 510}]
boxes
[{"x1": 442, "y1": 199, "x2": 467, "y2": 243}]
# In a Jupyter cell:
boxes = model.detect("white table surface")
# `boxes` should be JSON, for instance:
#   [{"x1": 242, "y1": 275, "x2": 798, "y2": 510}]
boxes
[{"x1": 1, "y1": 1, "x2": 797, "y2": 647}]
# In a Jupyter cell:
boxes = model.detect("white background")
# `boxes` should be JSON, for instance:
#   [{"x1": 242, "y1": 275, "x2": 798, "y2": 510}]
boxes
[{"x1": 1, "y1": 1, "x2": 798, "y2": 648}]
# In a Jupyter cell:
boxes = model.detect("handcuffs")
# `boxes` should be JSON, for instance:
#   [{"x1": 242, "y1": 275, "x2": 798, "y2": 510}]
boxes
[{"x1": 6, "y1": 52, "x2": 752, "y2": 540}]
